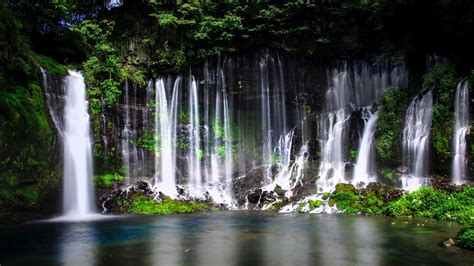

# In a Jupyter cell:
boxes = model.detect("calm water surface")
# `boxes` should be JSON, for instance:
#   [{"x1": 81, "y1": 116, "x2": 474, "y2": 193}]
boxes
[{"x1": 0, "y1": 212, "x2": 473, "y2": 265}]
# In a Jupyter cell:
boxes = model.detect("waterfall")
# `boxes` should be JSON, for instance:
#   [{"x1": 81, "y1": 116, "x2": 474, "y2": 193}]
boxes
[
  {"x1": 62, "y1": 70, "x2": 95, "y2": 217},
  {"x1": 401, "y1": 91, "x2": 433, "y2": 190},
  {"x1": 122, "y1": 80, "x2": 141, "y2": 184},
  {"x1": 317, "y1": 61, "x2": 408, "y2": 192},
  {"x1": 260, "y1": 57, "x2": 273, "y2": 180},
  {"x1": 187, "y1": 77, "x2": 202, "y2": 190},
  {"x1": 452, "y1": 80, "x2": 470, "y2": 184},
  {"x1": 222, "y1": 72, "x2": 233, "y2": 195},
  {"x1": 154, "y1": 78, "x2": 180, "y2": 196},
  {"x1": 352, "y1": 108, "x2": 378, "y2": 187},
  {"x1": 317, "y1": 67, "x2": 352, "y2": 193},
  {"x1": 122, "y1": 80, "x2": 132, "y2": 184},
  {"x1": 41, "y1": 68, "x2": 64, "y2": 136},
  {"x1": 211, "y1": 71, "x2": 223, "y2": 186}
]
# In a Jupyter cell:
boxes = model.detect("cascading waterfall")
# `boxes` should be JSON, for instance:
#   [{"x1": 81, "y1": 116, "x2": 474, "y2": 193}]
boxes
[
  {"x1": 258, "y1": 54, "x2": 307, "y2": 193},
  {"x1": 62, "y1": 70, "x2": 95, "y2": 218},
  {"x1": 187, "y1": 77, "x2": 203, "y2": 190},
  {"x1": 317, "y1": 68, "x2": 352, "y2": 192},
  {"x1": 222, "y1": 73, "x2": 233, "y2": 195},
  {"x1": 122, "y1": 80, "x2": 132, "y2": 184},
  {"x1": 154, "y1": 78, "x2": 180, "y2": 196},
  {"x1": 41, "y1": 67, "x2": 64, "y2": 136},
  {"x1": 210, "y1": 85, "x2": 221, "y2": 185},
  {"x1": 401, "y1": 91, "x2": 433, "y2": 190},
  {"x1": 452, "y1": 80, "x2": 470, "y2": 184},
  {"x1": 352, "y1": 107, "x2": 378, "y2": 187},
  {"x1": 317, "y1": 61, "x2": 408, "y2": 192},
  {"x1": 260, "y1": 57, "x2": 273, "y2": 182},
  {"x1": 103, "y1": 55, "x2": 413, "y2": 208}
]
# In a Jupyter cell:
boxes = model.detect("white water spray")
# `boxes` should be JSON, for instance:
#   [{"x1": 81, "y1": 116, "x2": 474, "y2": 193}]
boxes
[
  {"x1": 452, "y1": 80, "x2": 470, "y2": 184},
  {"x1": 352, "y1": 108, "x2": 378, "y2": 187},
  {"x1": 401, "y1": 91, "x2": 433, "y2": 190},
  {"x1": 154, "y1": 78, "x2": 180, "y2": 196},
  {"x1": 62, "y1": 70, "x2": 95, "y2": 217}
]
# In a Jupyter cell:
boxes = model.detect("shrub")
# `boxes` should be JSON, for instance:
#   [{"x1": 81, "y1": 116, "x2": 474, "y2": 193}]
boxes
[
  {"x1": 94, "y1": 173, "x2": 125, "y2": 188},
  {"x1": 385, "y1": 186, "x2": 474, "y2": 226},
  {"x1": 457, "y1": 228, "x2": 474, "y2": 250},
  {"x1": 128, "y1": 195, "x2": 210, "y2": 215}
]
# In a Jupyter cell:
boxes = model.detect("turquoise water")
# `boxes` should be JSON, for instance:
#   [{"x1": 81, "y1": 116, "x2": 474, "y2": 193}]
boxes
[{"x1": 0, "y1": 212, "x2": 473, "y2": 265}]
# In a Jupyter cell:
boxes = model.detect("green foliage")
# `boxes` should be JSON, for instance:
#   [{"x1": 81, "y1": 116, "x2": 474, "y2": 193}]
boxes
[
  {"x1": 423, "y1": 64, "x2": 458, "y2": 166},
  {"x1": 385, "y1": 187, "x2": 474, "y2": 226},
  {"x1": 94, "y1": 173, "x2": 125, "y2": 188},
  {"x1": 34, "y1": 54, "x2": 68, "y2": 75},
  {"x1": 268, "y1": 153, "x2": 282, "y2": 165},
  {"x1": 75, "y1": 20, "x2": 125, "y2": 111},
  {"x1": 128, "y1": 195, "x2": 210, "y2": 215},
  {"x1": 296, "y1": 199, "x2": 323, "y2": 213},
  {"x1": 457, "y1": 228, "x2": 474, "y2": 250},
  {"x1": 385, "y1": 188, "x2": 446, "y2": 218},
  {"x1": 137, "y1": 130, "x2": 157, "y2": 153},
  {"x1": 177, "y1": 135, "x2": 189, "y2": 150},
  {"x1": 330, "y1": 183, "x2": 389, "y2": 214},
  {"x1": 375, "y1": 86, "x2": 409, "y2": 165},
  {"x1": 331, "y1": 184, "x2": 361, "y2": 214},
  {"x1": 348, "y1": 148, "x2": 357, "y2": 162}
]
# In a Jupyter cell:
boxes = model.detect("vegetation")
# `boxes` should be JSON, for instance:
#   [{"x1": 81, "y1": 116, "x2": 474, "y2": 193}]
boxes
[
  {"x1": 329, "y1": 183, "x2": 474, "y2": 249},
  {"x1": 94, "y1": 172, "x2": 125, "y2": 188},
  {"x1": 422, "y1": 64, "x2": 459, "y2": 173},
  {"x1": 375, "y1": 86, "x2": 409, "y2": 166},
  {"x1": 457, "y1": 228, "x2": 474, "y2": 250},
  {"x1": 328, "y1": 183, "x2": 388, "y2": 215},
  {"x1": 128, "y1": 195, "x2": 211, "y2": 215},
  {"x1": 296, "y1": 199, "x2": 323, "y2": 213},
  {"x1": 0, "y1": 2, "x2": 61, "y2": 214}
]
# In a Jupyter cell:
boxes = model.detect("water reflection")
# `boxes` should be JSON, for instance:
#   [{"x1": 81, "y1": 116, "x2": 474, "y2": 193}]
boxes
[
  {"x1": 352, "y1": 217, "x2": 381, "y2": 265},
  {"x1": 150, "y1": 216, "x2": 183, "y2": 266},
  {"x1": 262, "y1": 215, "x2": 311, "y2": 265},
  {"x1": 1, "y1": 213, "x2": 472, "y2": 265},
  {"x1": 194, "y1": 215, "x2": 237, "y2": 266},
  {"x1": 59, "y1": 223, "x2": 96, "y2": 266},
  {"x1": 317, "y1": 215, "x2": 350, "y2": 265}
]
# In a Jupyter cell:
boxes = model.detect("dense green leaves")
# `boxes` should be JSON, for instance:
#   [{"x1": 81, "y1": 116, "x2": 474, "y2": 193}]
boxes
[
  {"x1": 128, "y1": 195, "x2": 211, "y2": 215},
  {"x1": 386, "y1": 187, "x2": 474, "y2": 226},
  {"x1": 423, "y1": 64, "x2": 458, "y2": 166},
  {"x1": 375, "y1": 86, "x2": 409, "y2": 166}
]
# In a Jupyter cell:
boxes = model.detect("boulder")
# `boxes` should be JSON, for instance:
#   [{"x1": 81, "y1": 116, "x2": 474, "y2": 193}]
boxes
[{"x1": 442, "y1": 238, "x2": 456, "y2": 247}]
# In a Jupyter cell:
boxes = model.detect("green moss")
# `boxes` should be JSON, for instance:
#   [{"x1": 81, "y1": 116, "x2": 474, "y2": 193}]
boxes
[
  {"x1": 94, "y1": 173, "x2": 125, "y2": 188},
  {"x1": 268, "y1": 199, "x2": 287, "y2": 212},
  {"x1": 329, "y1": 183, "x2": 388, "y2": 214},
  {"x1": 296, "y1": 199, "x2": 323, "y2": 213},
  {"x1": 308, "y1": 199, "x2": 323, "y2": 209},
  {"x1": 128, "y1": 195, "x2": 210, "y2": 215},
  {"x1": 322, "y1": 192, "x2": 331, "y2": 200}
]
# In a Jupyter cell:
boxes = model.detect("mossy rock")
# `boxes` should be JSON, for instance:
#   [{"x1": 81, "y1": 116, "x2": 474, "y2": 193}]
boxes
[
  {"x1": 308, "y1": 199, "x2": 323, "y2": 210},
  {"x1": 322, "y1": 192, "x2": 331, "y2": 200},
  {"x1": 274, "y1": 185, "x2": 286, "y2": 197},
  {"x1": 335, "y1": 183, "x2": 356, "y2": 194},
  {"x1": 328, "y1": 199, "x2": 336, "y2": 207}
]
